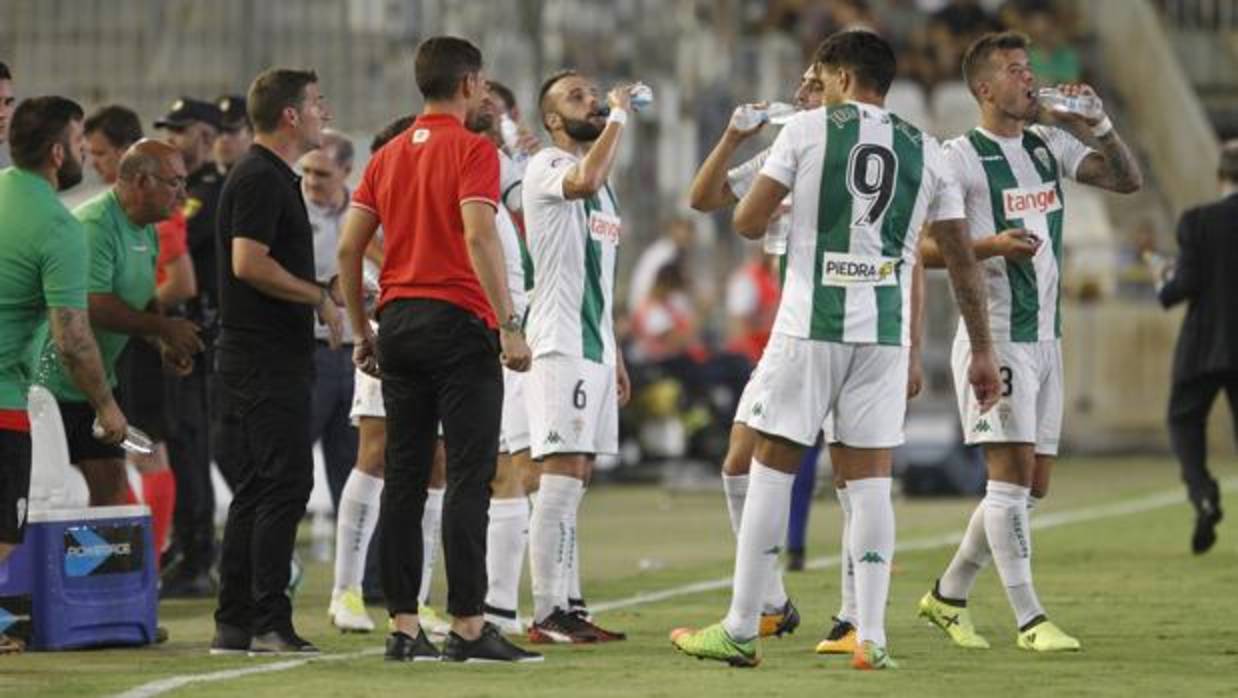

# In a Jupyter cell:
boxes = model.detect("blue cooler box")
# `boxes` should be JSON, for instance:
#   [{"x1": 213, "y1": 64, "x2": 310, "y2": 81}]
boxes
[{"x1": 0, "y1": 505, "x2": 157, "y2": 650}]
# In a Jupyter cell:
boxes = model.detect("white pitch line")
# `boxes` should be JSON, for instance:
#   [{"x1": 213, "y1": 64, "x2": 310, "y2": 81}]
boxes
[
  {"x1": 114, "y1": 480, "x2": 1225, "y2": 697},
  {"x1": 111, "y1": 648, "x2": 384, "y2": 698}
]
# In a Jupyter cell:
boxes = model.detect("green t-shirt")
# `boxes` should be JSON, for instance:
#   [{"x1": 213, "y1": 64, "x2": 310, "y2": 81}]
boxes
[
  {"x1": 32, "y1": 189, "x2": 158, "y2": 402},
  {"x1": 0, "y1": 167, "x2": 90, "y2": 411}
]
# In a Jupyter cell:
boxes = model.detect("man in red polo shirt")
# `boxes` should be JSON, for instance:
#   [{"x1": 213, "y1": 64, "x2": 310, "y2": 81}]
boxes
[{"x1": 337, "y1": 35, "x2": 537, "y2": 664}]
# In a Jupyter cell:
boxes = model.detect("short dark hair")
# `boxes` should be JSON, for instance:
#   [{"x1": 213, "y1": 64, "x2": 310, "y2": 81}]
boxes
[
  {"x1": 9, "y1": 96, "x2": 84, "y2": 170},
  {"x1": 414, "y1": 36, "x2": 483, "y2": 101},
  {"x1": 370, "y1": 115, "x2": 415, "y2": 154},
  {"x1": 488, "y1": 80, "x2": 517, "y2": 113},
  {"x1": 247, "y1": 68, "x2": 318, "y2": 134},
  {"x1": 813, "y1": 31, "x2": 897, "y2": 97},
  {"x1": 1220, "y1": 139, "x2": 1238, "y2": 184},
  {"x1": 0, "y1": 61, "x2": 10, "y2": 81},
  {"x1": 538, "y1": 69, "x2": 579, "y2": 122},
  {"x1": 962, "y1": 32, "x2": 1031, "y2": 97},
  {"x1": 84, "y1": 105, "x2": 143, "y2": 149}
]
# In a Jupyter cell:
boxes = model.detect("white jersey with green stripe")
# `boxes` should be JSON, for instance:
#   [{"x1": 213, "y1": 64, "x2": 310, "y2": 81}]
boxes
[
  {"x1": 943, "y1": 125, "x2": 1093, "y2": 343},
  {"x1": 522, "y1": 146, "x2": 621, "y2": 366},
  {"x1": 760, "y1": 101, "x2": 963, "y2": 346}
]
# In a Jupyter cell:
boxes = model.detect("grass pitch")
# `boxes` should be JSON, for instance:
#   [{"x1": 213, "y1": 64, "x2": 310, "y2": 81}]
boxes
[{"x1": 4, "y1": 457, "x2": 1237, "y2": 697}]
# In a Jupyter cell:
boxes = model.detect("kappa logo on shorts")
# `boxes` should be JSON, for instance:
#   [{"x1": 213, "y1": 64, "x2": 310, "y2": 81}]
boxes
[
  {"x1": 974, "y1": 419, "x2": 992, "y2": 433},
  {"x1": 545, "y1": 431, "x2": 563, "y2": 446},
  {"x1": 752, "y1": 402, "x2": 764, "y2": 417},
  {"x1": 858, "y1": 551, "x2": 886, "y2": 564}
]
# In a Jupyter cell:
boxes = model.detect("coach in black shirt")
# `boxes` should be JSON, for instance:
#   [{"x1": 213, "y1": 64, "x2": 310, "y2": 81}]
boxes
[
  {"x1": 210, "y1": 68, "x2": 341, "y2": 656},
  {"x1": 1157, "y1": 140, "x2": 1238, "y2": 555}
]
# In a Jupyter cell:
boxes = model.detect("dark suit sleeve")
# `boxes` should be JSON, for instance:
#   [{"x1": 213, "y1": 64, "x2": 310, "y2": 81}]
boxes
[{"x1": 1159, "y1": 209, "x2": 1202, "y2": 308}]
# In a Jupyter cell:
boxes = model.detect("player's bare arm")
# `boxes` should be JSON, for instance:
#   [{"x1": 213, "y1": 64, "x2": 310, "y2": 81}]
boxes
[
  {"x1": 1041, "y1": 83, "x2": 1142, "y2": 194},
  {"x1": 919, "y1": 227, "x2": 1039, "y2": 268},
  {"x1": 561, "y1": 86, "x2": 630, "y2": 200},
  {"x1": 688, "y1": 105, "x2": 766, "y2": 212},
  {"x1": 733, "y1": 174, "x2": 790, "y2": 239},
  {"x1": 49, "y1": 306, "x2": 127, "y2": 442}
]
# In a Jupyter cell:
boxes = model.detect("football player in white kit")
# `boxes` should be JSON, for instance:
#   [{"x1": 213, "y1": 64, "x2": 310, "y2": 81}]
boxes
[
  {"x1": 670, "y1": 30, "x2": 1000, "y2": 670},
  {"x1": 521, "y1": 71, "x2": 632, "y2": 644},
  {"x1": 916, "y1": 31, "x2": 1141, "y2": 653},
  {"x1": 327, "y1": 116, "x2": 451, "y2": 637}
]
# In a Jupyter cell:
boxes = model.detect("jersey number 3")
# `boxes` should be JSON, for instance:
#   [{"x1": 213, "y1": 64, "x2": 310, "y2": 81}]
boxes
[{"x1": 846, "y1": 144, "x2": 897, "y2": 227}]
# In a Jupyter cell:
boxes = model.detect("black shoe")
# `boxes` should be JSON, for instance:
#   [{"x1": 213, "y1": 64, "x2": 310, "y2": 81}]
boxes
[
  {"x1": 786, "y1": 548, "x2": 806, "y2": 572},
  {"x1": 824, "y1": 616, "x2": 855, "y2": 642},
  {"x1": 249, "y1": 628, "x2": 320, "y2": 656},
  {"x1": 568, "y1": 609, "x2": 627, "y2": 642},
  {"x1": 443, "y1": 622, "x2": 543, "y2": 663},
  {"x1": 1192, "y1": 500, "x2": 1223, "y2": 554},
  {"x1": 385, "y1": 630, "x2": 441, "y2": 662},
  {"x1": 209, "y1": 623, "x2": 252, "y2": 656},
  {"x1": 161, "y1": 570, "x2": 216, "y2": 599}
]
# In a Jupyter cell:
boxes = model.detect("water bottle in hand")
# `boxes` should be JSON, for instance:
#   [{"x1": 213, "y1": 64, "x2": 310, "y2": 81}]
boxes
[
  {"x1": 629, "y1": 83, "x2": 654, "y2": 111},
  {"x1": 499, "y1": 114, "x2": 528, "y2": 163},
  {"x1": 1037, "y1": 87, "x2": 1103, "y2": 120},
  {"x1": 92, "y1": 418, "x2": 154, "y2": 455},
  {"x1": 765, "y1": 102, "x2": 797, "y2": 126}
]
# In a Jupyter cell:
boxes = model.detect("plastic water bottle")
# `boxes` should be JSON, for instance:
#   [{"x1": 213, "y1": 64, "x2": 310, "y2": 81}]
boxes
[
  {"x1": 764, "y1": 211, "x2": 791, "y2": 255},
  {"x1": 731, "y1": 102, "x2": 797, "y2": 131},
  {"x1": 629, "y1": 83, "x2": 654, "y2": 111},
  {"x1": 1036, "y1": 87, "x2": 1103, "y2": 120},
  {"x1": 499, "y1": 114, "x2": 527, "y2": 163},
  {"x1": 92, "y1": 419, "x2": 154, "y2": 455},
  {"x1": 765, "y1": 101, "x2": 797, "y2": 126}
]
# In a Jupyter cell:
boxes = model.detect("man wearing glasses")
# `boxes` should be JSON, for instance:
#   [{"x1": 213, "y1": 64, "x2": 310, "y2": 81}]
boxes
[{"x1": 29, "y1": 139, "x2": 203, "y2": 507}]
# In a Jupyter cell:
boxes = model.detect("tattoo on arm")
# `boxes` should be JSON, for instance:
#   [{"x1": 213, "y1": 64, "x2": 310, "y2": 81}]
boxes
[
  {"x1": 1078, "y1": 131, "x2": 1143, "y2": 193},
  {"x1": 931, "y1": 222, "x2": 993, "y2": 349},
  {"x1": 49, "y1": 307, "x2": 115, "y2": 409}
]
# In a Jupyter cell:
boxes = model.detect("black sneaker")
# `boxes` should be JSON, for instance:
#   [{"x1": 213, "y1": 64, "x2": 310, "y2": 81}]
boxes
[
  {"x1": 786, "y1": 548, "x2": 806, "y2": 572},
  {"x1": 528, "y1": 608, "x2": 598, "y2": 644},
  {"x1": 442, "y1": 623, "x2": 543, "y2": 663},
  {"x1": 209, "y1": 623, "x2": 252, "y2": 656},
  {"x1": 249, "y1": 628, "x2": 320, "y2": 656},
  {"x1": 569, "y1": 609, "x2": 627, "y2": 642},
  {"x1": 385, "y1": 630, "x2": 441, "y2": 662},
  {"x1": 1192, "y1": 501, "x2": 1223, "y2": 554}
]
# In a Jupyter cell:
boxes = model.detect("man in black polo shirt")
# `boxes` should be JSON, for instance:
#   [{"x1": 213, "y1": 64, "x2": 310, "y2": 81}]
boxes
[{"x1": 209, "y1": 68, "x2": 340, "y2": 656}]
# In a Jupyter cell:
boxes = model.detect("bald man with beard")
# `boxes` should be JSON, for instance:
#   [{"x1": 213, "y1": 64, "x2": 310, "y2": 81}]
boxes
[{"x1": 30, "y1": 139, "x2": 204, "y2": 509}]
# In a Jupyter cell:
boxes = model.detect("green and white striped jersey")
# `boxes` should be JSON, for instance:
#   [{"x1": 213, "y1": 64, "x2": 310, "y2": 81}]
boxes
[
  {"x1": 760, "y1": 101, "x2": 962, "y2": 346},
  {"x1": 522, "y1": 146, "x2": 621, "y2": 366},
  {"x1": 497, "y1": 151, "x2": 530, "y2": 318},
  {"x1": 943, "y1": 125, "x2": 1093, "y2": 343}
]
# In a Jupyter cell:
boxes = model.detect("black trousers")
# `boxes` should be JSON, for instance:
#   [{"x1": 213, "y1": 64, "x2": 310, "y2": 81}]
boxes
[
  {"x1": 1168, "y1": 370, "x2": 1238, "y2": 510},
  {"x1": 165, "y1": 361, "x2": 215, "y2": 574},
  {"x1": 377, "y1": 298, "x2": 501, "y2": 619},
  {"x1": 213, "y1": 367, "x2": 314, "y2": 634}
]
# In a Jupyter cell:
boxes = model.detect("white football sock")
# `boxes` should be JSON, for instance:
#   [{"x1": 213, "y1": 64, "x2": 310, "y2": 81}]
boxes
[
  {"x1": 332, "y1": 470, "x2": 383, "y2": 593},
  {"x1": 568, "y1": 490, "x2": 584, "y2": 608},
  {"x1": 982, "y1": 481, "x2": 1045, "y2": 628},
  {"x1": 723, "y1": 473, "x2": 786, "y2": 614},
  {"x1": 722, "y1": 474, "x2": 748, "y2": 535},
  {"x1": 848, "y1": 477, "x2": 894, "y2": 647},
  {"x1": 418, "y1": 487, "x2": 444, "y2": 606},
  {"x1": 722, "y1": 461, "x2": 794, "y2": 642},
  {"x1": 529, "y1": 474, "x2": 583, "y2": 623},
  {"x1": 835, "y1": 487, "x2": 857, "y2": 624},
  {"x1": 485, "y1": 497, "x2": 529, "y2": 617},
  {"x1": 938, "y1": 502, "x2": 991, "y2": 601}
]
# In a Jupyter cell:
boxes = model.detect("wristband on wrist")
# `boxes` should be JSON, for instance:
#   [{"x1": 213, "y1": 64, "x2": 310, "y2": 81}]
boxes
[
  {"x1": 607, "y1": 108, "x2": 628, "y2": 126},
  {"x1": 1091, "y1": 115, "x2": 1113, "y2": 138}
]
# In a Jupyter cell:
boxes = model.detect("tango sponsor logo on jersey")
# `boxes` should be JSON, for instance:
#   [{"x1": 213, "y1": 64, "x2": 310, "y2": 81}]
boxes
[
  {"x1": 821, "y1": 252, "x2": 899, "y2": 287},
  {"x1": 587, "y1": 210, "x2": 621, "y2": 246},
  {"x1": 1001, "y1": 181, "x2": 1061, "y2": 219}
]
